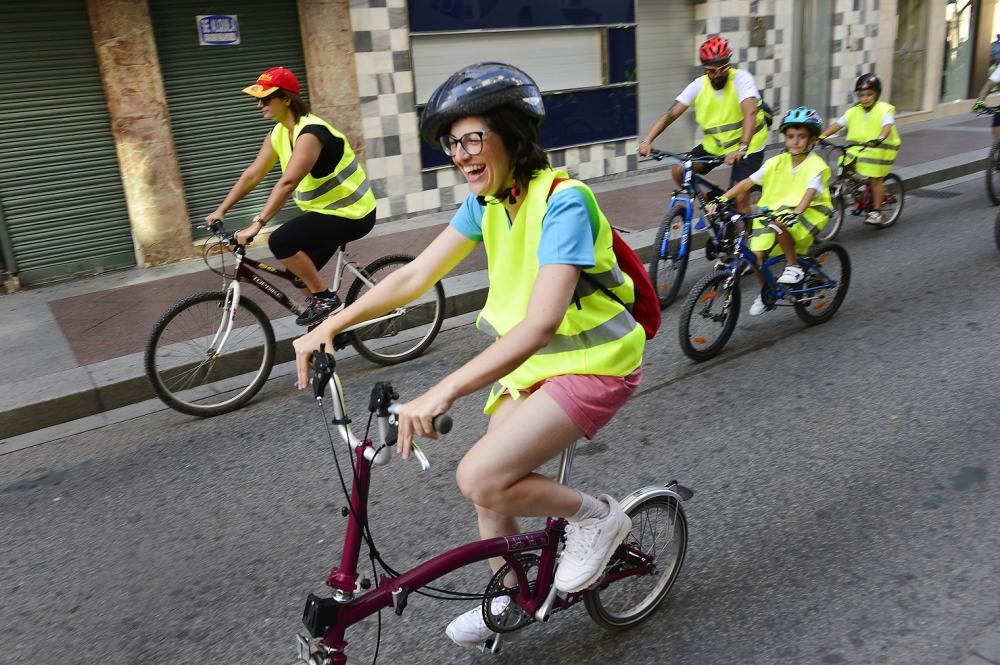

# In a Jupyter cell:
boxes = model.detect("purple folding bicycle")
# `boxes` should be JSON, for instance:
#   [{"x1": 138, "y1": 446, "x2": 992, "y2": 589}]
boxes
[{"x1": 295, "y1": 349, "x2": 693, "y2": 663}]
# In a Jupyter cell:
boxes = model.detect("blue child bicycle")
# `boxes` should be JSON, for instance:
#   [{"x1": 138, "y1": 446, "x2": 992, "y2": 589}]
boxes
[{"x1": 677, "y1": 208, "x2": 851, "y2": 362}]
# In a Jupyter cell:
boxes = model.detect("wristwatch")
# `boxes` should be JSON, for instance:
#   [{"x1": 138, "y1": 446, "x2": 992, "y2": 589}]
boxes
[{"x1": 737, "y1": 143, "x2": 749, "y2": 153}]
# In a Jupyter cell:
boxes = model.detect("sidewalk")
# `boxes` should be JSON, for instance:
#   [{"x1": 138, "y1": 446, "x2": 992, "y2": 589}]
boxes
[{"x1": 0, "y1": 113, "x2": 994, "y2": 440}]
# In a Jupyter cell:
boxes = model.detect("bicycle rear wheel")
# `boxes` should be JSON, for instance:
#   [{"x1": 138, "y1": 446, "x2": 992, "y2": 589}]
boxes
[
  {"x1": 584, "y1": 495, "x2": 688, "y2": 630},
  {"x1": 346, "y1": 254, "x2": 445, "y2": 365},
  {"x1": 987, "y1": 139, "x2": 1000, "y2": 206},
  {"x1": 678, "y1": 271, "x2": 740, "y2": 362},
  {"x1": 818, "y1": 182, "x2": 844, "y2": 241},
  {"x1": 648, "y1": 204, "x2": 690, "y2": 309},
  {"x1": 875, "y1": 173, "x2": 904, "y2": 228},
  {"x1": 793, "y1": 242, "x2": 851, "y2": 325},
  {"x1": 144, "y1": 290, "x2": 276, "y2": 417}
]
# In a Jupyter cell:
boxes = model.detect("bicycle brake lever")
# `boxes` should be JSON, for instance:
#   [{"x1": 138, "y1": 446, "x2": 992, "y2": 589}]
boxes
[{"x1": 311, "y1": 346, "x2": 336, "y2": 399}]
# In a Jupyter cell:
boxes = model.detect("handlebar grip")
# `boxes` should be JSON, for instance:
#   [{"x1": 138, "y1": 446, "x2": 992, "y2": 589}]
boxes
[{"x1": 433, "y1": 414, "x2": 452, "y2": 435}]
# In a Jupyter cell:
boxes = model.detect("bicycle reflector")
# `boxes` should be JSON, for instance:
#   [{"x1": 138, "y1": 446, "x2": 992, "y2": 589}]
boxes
[{"x1": 302, "y1": 593, "x2": 340, "y2": 638}]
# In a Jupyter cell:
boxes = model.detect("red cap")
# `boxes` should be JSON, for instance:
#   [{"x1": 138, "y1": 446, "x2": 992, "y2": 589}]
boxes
[{"x1": 242, "y1": 67, "x2": 301, "y2": 97}]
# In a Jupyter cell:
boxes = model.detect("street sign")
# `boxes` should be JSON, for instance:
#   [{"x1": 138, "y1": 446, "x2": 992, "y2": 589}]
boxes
[{"x1": 196, "y1": 15, "x2": 240, "y2": 46}]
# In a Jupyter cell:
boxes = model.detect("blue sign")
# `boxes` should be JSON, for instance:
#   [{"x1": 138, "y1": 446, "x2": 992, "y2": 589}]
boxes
[{"x1": 197, "y1": 15, "x2": 240, "y2": 46}]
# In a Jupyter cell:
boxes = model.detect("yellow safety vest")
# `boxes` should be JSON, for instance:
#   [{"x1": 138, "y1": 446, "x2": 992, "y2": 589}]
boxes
[
  {"x1": 476, "y1": 169, "x2": 645, "y2": 413},
  {"x1": 270, "y1": 114, "x2": 376, "y2": 219},
  {"x1": 844, "y1": 101, "x2": 901, "y2": 178},
  {"x1": 757, "y1": 151, "x2": 833, "y2": 238},
  {"x1": 693, "y1": 69, "x2": 769, "y2": 156}
]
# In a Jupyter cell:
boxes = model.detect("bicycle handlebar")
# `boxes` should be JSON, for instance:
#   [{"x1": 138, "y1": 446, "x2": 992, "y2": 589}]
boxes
[
  {"x1": 310, "y1": 348, "x2": 451, "y2": 471},
  {"x1": 646, "y1": 148, "x2": 725, "y2": 166}
]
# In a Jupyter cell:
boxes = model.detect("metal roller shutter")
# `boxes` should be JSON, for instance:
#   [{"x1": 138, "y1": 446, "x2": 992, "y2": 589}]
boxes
[
  {"x1": 149, "y1": 0, "x2": 309, "y2": 237},
  {"x1": 636, "y1": 0, "x2": 697, "y2": 152},
  {"x1": 0, "y1": 3, "x2": 136, "y2": 286}
]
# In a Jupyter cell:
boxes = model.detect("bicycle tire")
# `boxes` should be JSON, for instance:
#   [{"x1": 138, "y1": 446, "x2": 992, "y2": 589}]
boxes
[
  {"x1": 346, "y1": 254, "x2": 445, "y2": 365},
  {"x1": 144, "y1": 290, "x2": 276, "y2": 417},
  {"x1": 818, "y1": 182, "x2": 844, "y2": 241},
  {"x1": 995, "y1": 211, "x2": 1000, "y2": 253},
  {"x1": 875, "y1": 173, "x2": 904, "y2": 228},
  {"x1": 987, "y1": 139, "x2": 1000, "y2": 206},
  {"x1": 793, "y1": 242, "x2": 851, "y2": 326},
  {"x1": 648, "y1": 204, "x2": 691, "y2": 309},
  {"x1": 678, "y1": 271, "x2": 740, "y2": 362},
  {"x1": 584, "y1": 495, "x2": 688, "y2": 630}
]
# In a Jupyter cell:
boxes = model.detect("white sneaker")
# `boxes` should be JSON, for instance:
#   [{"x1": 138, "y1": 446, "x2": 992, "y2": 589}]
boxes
[
  {"x1": 864, "y1": 210, "x2": 883, "y2": 225},
  {"x1": 554, "y1": 495, "x2": 631, "y2": 593},
  {"x1": 777, "y1": 265, "x2": 804, "y2": 284},
  {"x1": 749, "y1": 294, "x2": 767, "y2": 316},
  {"x1": 445, "y1": 596, "x2": 509, "y2": 648}
]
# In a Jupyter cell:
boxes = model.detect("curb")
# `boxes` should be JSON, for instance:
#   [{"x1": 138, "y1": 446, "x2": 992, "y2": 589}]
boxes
[{"x1": 0, "y1": 153, "x2": 988, "y2": 440}]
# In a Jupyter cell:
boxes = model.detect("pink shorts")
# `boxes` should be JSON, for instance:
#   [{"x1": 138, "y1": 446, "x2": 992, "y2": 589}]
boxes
[{"x1": 535, "y1": 369, "x2": 643, "y2": 439}]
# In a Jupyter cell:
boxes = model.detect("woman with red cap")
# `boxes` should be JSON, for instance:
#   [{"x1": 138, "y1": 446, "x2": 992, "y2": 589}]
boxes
[{"x1": 207, "y1": 67, "x2": 377, "y2": 327}]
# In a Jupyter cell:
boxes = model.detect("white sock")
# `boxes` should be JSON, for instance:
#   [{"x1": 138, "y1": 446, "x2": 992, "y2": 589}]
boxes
[{"x1": 570, "y1": 492, "x2": 609, "y2": 523}]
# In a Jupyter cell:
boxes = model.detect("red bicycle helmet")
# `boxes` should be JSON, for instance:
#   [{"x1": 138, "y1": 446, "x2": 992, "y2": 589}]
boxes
[
  {"x1": 699, "y1": 35, "x2": 733, "y2": 64},
  {"x1": 854, "y1": 73, "x2": 882, "y2": 95}
]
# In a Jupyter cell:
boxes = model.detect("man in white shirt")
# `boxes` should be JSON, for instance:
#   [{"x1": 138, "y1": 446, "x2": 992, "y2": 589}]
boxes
[{"x1": 638, "y1": 35, "x2": 770, "y2": 213}]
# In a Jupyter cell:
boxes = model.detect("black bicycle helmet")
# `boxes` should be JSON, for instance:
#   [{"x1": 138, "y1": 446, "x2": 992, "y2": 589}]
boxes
[
  {"x1": 855, "y1": 73, "x2": 882, "y2": 94},
  {"x1": 419, "y1": 62, "x2": 545, "y2": 147}
]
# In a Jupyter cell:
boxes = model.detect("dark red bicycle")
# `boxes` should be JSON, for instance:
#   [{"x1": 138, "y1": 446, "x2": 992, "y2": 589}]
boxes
[{"x1": 144, "y1": 221, "x2": 445, "y2": 417}]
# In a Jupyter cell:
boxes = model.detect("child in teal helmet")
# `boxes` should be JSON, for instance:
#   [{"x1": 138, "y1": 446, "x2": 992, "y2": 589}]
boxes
[{"x1": 708, "y1": 106, "x2": 833, "y2": 316}]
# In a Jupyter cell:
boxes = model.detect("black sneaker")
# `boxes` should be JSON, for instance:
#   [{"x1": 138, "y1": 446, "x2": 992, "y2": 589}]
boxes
[{"x1": 295, "y1": 293, "x2": 343, "y2": 326}]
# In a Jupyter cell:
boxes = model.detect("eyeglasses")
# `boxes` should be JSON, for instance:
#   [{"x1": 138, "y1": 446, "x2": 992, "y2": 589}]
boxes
[
  {"x1": 440, "y1": 131, "x2": 489, "y2": 156},
  {"x1": 259, "y1": 92, "x2": 284, "y2": 105},
  {"x1": 703, "y1": 64, "x2": 730, "y2": 75}
]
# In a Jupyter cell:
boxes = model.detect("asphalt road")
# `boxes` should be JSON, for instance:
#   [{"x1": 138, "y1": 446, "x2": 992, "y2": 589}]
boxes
[{"x1": 2, "y1": 174, "x2": 999, "y2": 665}]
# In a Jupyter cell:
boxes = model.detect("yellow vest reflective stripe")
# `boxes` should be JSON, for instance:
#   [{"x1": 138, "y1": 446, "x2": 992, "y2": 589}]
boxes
[
  {"x1": 270, "y1": 115, "x2": 376, "y2": 219},
  {"x1": 757, "y1": 152, "x2": 833, "y2": 235},
  {"x1": 844, "y1": 101, "x2": 901, "y2": 178},
  {"x1": 693, "y1": 69, "x2": 768, "y2": 156},
  {"x1": 476, "y1": 169, "x2": 645, "y2": 412}
]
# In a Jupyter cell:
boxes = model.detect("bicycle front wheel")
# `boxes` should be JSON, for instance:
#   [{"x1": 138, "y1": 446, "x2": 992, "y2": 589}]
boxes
[
  {"x1": 648, "y1": 204, "x2": 691, "y2": 309},
  {"x1": 818, "y1": 182, "x2": 844, "y2": 241},
  {"x1": 144, "y1": 290, "x2": 276, "y2": 417},
  {"x1": 346, "y1": 254, "x2": 445, "y2": 365},
  {"x1": 793, "y1": 242, "x2": 851, "y2": 325},
  {"x1": 876, "y1": 173, "x2": 904, "y2": 228},
  {"x1": 678, "y1": 272, "x2": 740, "y2": 362},
  {"x1": 584, "y1": 495, "x2": 688, "y2": 630},
  {"x1": 987, "y1": 140, "x2": 1000, "y2": 205}
]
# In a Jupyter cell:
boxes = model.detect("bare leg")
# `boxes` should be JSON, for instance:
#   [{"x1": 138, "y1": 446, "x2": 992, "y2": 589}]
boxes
[
  {"x1": 277, "y1": 251, "x2": 325, "y2": 293},
  {"x1": 869, "y1": 176, "x2": 885, "y2": 212},
  {"x1": 773, "y1": 222, "x2": 799, "y2": 268},
  {"x1": 993, "y1": 126, "x2": 1000, "y2": 140},
  {"x1": 457, "y1": 390, "x2": 587, "y2": 576},
  {"x1": 734, "y1": 190, "x2": 752, "y2": 214}
]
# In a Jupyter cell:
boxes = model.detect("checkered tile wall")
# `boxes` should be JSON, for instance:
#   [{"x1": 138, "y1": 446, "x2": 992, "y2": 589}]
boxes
[{"x1": 348, "y1": 0, "x2": 881, "y2": 221}]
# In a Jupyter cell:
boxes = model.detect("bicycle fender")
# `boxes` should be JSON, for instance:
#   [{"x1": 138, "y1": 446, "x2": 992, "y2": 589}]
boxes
[{"x1": 618, "y1": 482, "x2": 694, "y2": 514}]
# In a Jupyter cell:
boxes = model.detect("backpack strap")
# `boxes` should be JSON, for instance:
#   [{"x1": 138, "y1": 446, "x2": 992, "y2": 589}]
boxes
[{"x1": 545, "y1": 177, "x2": 629, "y2": 311}]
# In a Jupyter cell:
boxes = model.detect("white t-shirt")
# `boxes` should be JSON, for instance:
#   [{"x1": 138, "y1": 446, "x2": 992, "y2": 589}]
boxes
[
  {"x1": 749, "y1": 162, "x2": 825, "y2": 194},
  {"x1": 676, "y1": 69, "x2": 760, "y2": 106},
  {"x1": 835, "y1": 108, "x2": 895, "y2": 126},
  {"x1": 989, "y1": 66, "x2": 1000, "y2": 84}
]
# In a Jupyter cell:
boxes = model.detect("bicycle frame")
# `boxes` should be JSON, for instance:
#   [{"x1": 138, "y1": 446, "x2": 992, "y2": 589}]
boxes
[
  {"x1": 657, "y1": 152, "x2": 726, "y2": 261},
  {"x1": 297, "y1": 361, "x2": 677, "y2": 664},
  {"x1": 719, "y1": 214, "x2": 840, "y2": 302}
]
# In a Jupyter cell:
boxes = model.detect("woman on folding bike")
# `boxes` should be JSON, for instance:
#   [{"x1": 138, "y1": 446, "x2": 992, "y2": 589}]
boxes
[
  {"x1": 206, "y1": 67, "x2": 377, "y2": 327},
  {"x1": 292, "y1": 62, "x2": 644, "y2": 650}
]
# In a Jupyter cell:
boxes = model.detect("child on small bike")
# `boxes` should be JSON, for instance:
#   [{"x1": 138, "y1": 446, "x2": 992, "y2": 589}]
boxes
[
  {"x1": 708, "y1": 106, "x2": 833, "y2": 316},
  {"x1": 818, "y1": 73, "x2": 901, "y2": 225}
]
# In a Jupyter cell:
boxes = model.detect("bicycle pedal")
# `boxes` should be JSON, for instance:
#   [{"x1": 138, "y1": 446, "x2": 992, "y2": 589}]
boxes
[{"x1": 479, "y1": 634, "x2": 504, "y2": 654}]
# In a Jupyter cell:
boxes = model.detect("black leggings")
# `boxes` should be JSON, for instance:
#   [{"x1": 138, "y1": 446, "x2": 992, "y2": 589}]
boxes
[{"x1": 268, "y1": 209, "x2": 376, "y2": 270}]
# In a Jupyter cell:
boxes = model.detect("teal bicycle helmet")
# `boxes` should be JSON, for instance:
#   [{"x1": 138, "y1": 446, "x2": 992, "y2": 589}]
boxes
[{"x1": 779, "y1": 106, "x2": 823, "y2": 136}]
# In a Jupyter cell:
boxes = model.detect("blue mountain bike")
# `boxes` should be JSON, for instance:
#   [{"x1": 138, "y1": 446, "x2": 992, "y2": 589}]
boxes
[
  {"x1": 645, "y1": 149, "x2": 730, "y2": 308},
  {"x1": 677, "y1": 208, "x2": 851, "y2": 362}
]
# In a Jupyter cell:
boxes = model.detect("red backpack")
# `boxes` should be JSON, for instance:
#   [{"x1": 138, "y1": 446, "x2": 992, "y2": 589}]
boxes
[{"x1": 548, "y1": 179, "x2": 661, "y2": 339}]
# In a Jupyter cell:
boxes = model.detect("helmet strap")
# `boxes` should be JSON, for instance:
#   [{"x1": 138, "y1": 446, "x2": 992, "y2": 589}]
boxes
[{"x1": 476, "y1": 177, "x2": 520, "y2": 207}]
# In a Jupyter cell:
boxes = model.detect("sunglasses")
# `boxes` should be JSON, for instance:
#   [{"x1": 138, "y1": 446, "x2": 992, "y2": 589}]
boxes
[
  {"x1": 703, "y1": 64, "x2": 731, "y2": 75},
  {"x1": 259, "y1": 92, "x2": 285, "y2": 104},
  {"x1": 440, "y1": 130, "x2": 490, "y2": 156}
]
